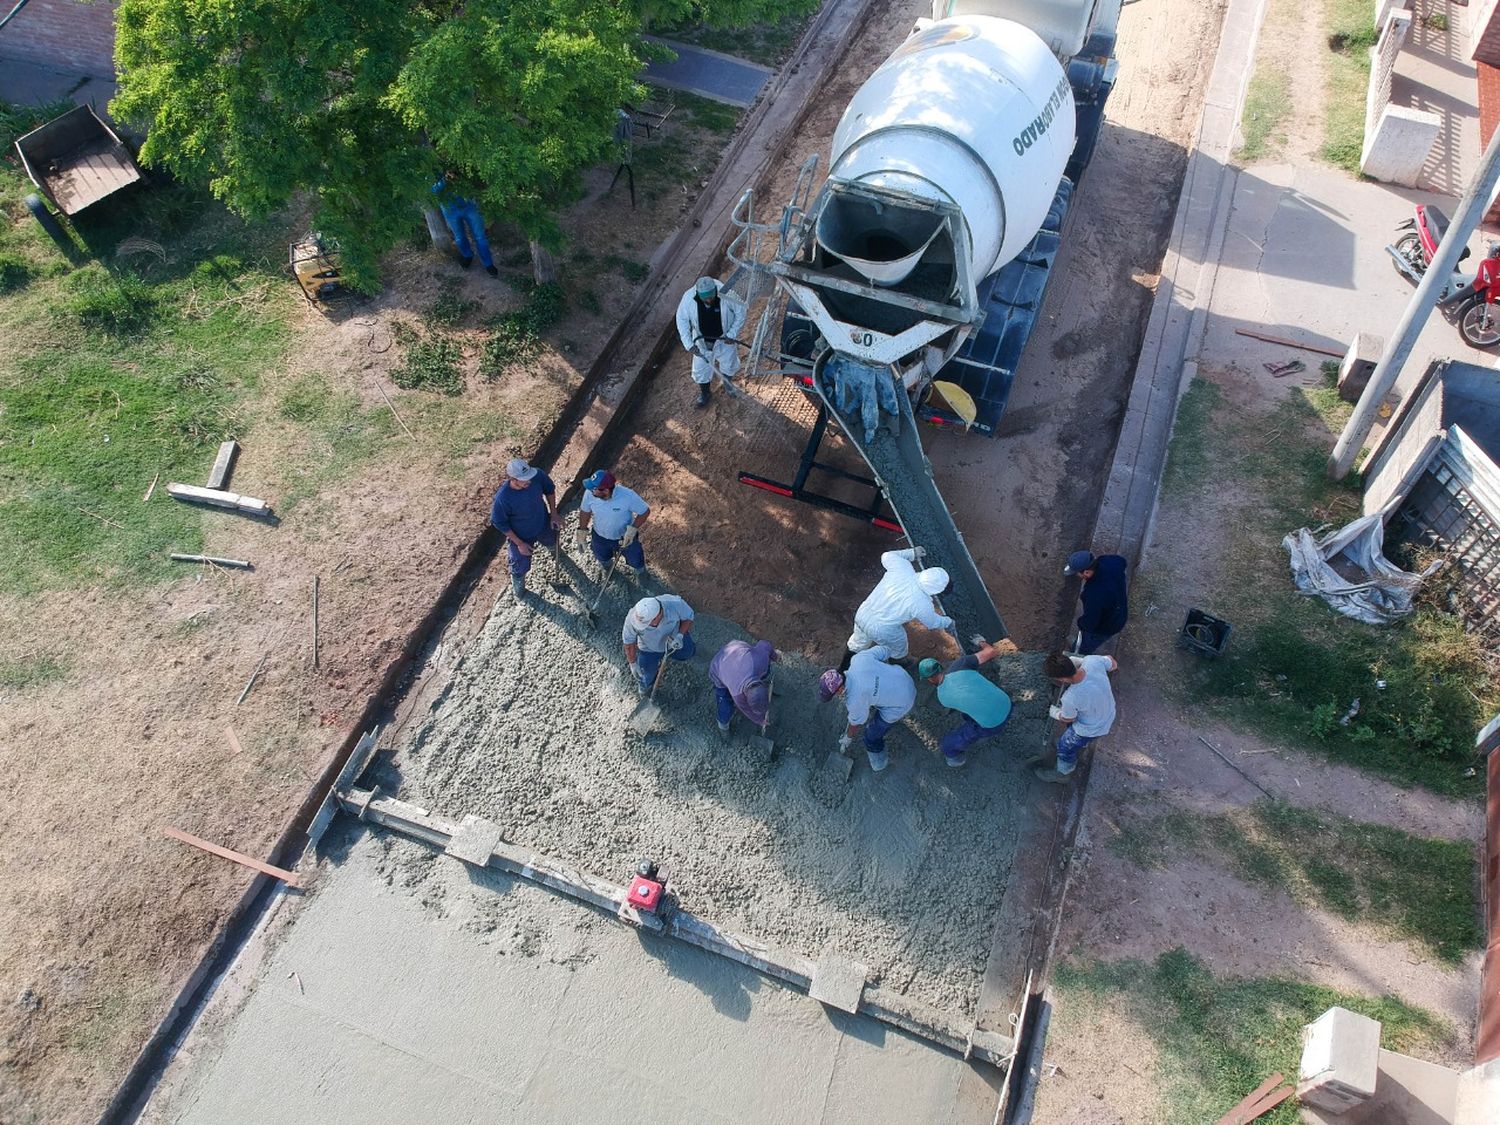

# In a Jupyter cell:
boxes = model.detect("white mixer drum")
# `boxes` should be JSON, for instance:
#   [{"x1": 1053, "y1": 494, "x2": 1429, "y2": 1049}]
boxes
[{"x1": 824, "y1": 16, "x2": 1074, "y2": 284}]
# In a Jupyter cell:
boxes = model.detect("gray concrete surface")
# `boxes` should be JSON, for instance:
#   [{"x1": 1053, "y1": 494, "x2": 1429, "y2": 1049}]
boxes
[
  {"x1": 644, "y1": 38, "x2": 773, "y2": 107},
  {"x1": 145, "y1": 831, "x2": 1002, "y2": 1125},
  {"x1": 0, "y1": 57, "x2": 117, "y2": 113}
]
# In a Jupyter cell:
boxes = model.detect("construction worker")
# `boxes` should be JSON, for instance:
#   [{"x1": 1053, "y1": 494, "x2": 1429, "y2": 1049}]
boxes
[
  {"x1": 1031, "y1": 651, "x2": 1118, "y2": 783},
  {"x1": 844, "y1": 546, "x2": 952, "y2": 666},
  {"x1": 818, "y1": 646, "x2": 915, "y2": 774},
  {"x1": 918, "y1": 635, "x2": 1012, "y2": 768},
  {"x1": 432, "y1": 173, "x2": 499, "y2": 277},
  {"x1": 1063, "y1": 549, "x2": 1129, "y2": 655},
  {"x1": 675, "y1": 276, "x2": 745, "y2": 408},
  {"x1": 708, "y1": 638, "x2": 778, "y2": 735},
  {"x1": 623, "y1": 595, "x2": 696, "y2": 695},
  {"x1": 576, "y1": 469, "x2": 650, "y2": 579},
  {"x1": 490, "y1": 457, "x2": 561, "y2": 598}
]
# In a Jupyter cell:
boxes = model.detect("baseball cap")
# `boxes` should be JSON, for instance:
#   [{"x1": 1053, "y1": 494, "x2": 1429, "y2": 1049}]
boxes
[
  {"x1": 507, "y1": 457, "x2": 538, "y2": 482},
  {"x1": 583, "y1": 469, "x2": 616, "y2": 491},
  {"x1": 1063, "y1": 550, "x2": 1095, "y2": 576},
  {"x1": 917, "y1": 657, "x2": 942, "y2": 680},
  {"x1": 817, "y1": 669, "x2": 844, "y2": 701},
  {"x1": 695, "y1": 276, "x2": 718, "y2": 299},
  {"x1": 629, "y1": 597, "x2": 663, "y2": 628}
]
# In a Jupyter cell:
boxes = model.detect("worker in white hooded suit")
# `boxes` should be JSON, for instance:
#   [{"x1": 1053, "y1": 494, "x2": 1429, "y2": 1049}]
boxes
[
  {"x1": 676, "y1": 276, "x2": 746, "y2": 408},
  {"x1": 846, "y1": 547, "x2": 953, "y2": 662}
]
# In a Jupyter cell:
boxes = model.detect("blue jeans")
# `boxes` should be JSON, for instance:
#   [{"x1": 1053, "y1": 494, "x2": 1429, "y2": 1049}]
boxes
[
  {"x1": 864, "y1": 712, "x2": 895, "y2": 754},
  {"x1": 713, "y1": 685, "x2": 735, "y2": 726},
  {"x1": 591, "y1": 529, "x2": 645, "y2": 570},
  {"x1": 506, "y1": 525, "x2": 557, "y2": 577},
  {"x1": 636, "y1": 632, "x2": 697, "y2": 692},
  {"x1": 440, "y1": 198, "x2": 494, "y2": 269},
  {"x1": 940, "y1": 717, "x2": 1008, "y2": 761},
  {"x1": 1056, "y1": 725, "x2": 1094, "y2": 775}
]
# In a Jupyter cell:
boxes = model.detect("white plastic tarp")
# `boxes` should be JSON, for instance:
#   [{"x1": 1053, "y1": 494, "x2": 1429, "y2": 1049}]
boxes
[{"x1": 1282, "y1": 514, "x2": 1439, "y2": 625}]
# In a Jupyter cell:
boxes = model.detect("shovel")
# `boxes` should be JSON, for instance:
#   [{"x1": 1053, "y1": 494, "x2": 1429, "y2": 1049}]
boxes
[
  {"x1": 748, "y1": 674, "x2": 774, "y2": 761},
  {"x1": 628, "y1": 651, "x2": 672, "y2": 735},
  {"x1": 581, "y1": 545, "x2": 621, "y2": 628},
  {"x1": 823, "y1": 726, "x2": 855, "y2": 782}
]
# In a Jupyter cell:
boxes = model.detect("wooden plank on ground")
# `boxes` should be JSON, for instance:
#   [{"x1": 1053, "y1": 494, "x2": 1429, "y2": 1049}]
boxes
[
  {"x1": 163, "y1": 826, "x2": 300, "y2": 887},
  {"x1": 1215, "y1": 1073, "x2": 1287, "y2": 1125},
  {"x1": 1233, "y1": 327, "x2": 1345, "y2": 358},
  {"x1": 206, "y1": 441, "x2": 239, "y2": 489},
  {"x1": 225, "y1": 727, "x2": 245, "y2": 757},
  {"x1": 166, "y1": 483, "x2": 271, "y2": 516}
]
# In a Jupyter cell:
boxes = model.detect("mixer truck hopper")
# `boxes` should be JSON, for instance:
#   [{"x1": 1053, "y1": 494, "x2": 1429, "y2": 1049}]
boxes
[{"x1": 728, "y1": 1, "x2": 1120, "y2": 639}]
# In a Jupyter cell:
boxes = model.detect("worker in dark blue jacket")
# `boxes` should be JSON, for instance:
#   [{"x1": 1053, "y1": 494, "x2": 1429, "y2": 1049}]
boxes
[{"x1": 1063, "y1": 550, "x2": 1129, "y2": 655}]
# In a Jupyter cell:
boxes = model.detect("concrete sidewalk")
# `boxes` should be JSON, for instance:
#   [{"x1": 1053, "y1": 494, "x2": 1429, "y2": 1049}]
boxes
[
  {"x1": 143, "y1": 833, "x2": 1002, "y2": 1125},
  {"x1": 644, "y1": 38, "x2": 773, "y2": 107}
]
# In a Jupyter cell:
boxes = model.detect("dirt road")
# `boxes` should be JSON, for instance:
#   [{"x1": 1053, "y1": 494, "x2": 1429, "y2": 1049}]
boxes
[{"x1": 605, "y1": 0, "x2": 1229, "y2": 655}]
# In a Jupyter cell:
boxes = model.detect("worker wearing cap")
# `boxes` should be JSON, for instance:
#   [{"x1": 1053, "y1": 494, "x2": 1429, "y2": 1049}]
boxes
[
  {"x1": 623, "y1": 595, "x2": 696, "y2": 695},
  {"x1": 708, "y1": 639, "x2": 778, "y2": 735},
  {"x1": 919, "y1": 636, "x2": 1012, "y2": 769},
  {"x1": 490, "y1": 457, "x2": 560, "y2": 598},
  {"x1": 576, "y1": 469, "x2": 650, "y2": 578},
  {"x1": 675, "y1": 276, "x2": 746, "y2": 408},
  {"x1": 1031, "y1": 651, "x2": 1118, "y2": 783},
  {"x1": 1063, "y1": 549, "x2": 1129, "y2": 655},
  {"x1": 845, "y1": 547, "x2": 952, "y2": 665},
  {"x1": 818, "y1": 646, "x2": 915, "y2": 773}
]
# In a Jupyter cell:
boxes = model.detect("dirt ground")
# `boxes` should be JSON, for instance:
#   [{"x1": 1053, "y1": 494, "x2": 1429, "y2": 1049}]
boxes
[
  {"x1": 0, "y1": 91, "x2": 741, "y2": 1125},
  {"x1": 609, "y1": 0, "x2": 1229, "y2": 654}
]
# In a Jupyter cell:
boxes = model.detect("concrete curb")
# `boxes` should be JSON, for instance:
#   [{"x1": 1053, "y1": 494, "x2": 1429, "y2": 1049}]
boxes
[{"x1": 1092, "y1": 0, "x2": 1270, "y2": 569}]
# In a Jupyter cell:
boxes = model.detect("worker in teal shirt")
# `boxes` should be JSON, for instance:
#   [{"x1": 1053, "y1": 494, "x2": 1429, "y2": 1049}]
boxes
[{"x1": 918, "y1": 636, "x2": 1012, "y2": 768}]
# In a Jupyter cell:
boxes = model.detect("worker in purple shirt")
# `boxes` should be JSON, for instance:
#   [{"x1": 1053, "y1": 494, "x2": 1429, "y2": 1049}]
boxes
[
  {"x1": 1063, "y1": 549, "x2": 1129, "y2": 655},
  {"x1": 490, "y1": 457, "x2": 560, "y2": 599},
  {"x1": 708, "y1": 639, "x2": 779, "y2": 736}
]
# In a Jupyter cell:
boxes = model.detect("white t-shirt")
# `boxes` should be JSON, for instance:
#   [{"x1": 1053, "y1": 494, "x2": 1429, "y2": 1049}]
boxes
[
  {"x1": 1059, "y1": 655, "x2": 1116, "y2": 738},
  {"x1": 843, "y1": 646, "x2": 916, "y2": 726},
  {"x1": 581, "y1": 485, "x2": 649, "y2": 541},
  {"x1": 621, "y1": 594, "x2": 694, "y2": 653}
]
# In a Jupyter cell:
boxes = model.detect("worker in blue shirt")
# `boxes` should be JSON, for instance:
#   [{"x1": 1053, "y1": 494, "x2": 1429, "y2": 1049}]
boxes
[
  {"x1": 490, "y1": 457, "x2": 560, "y2": 598},
  {"x1": 1063, "y1": 550, "x2": 1129, "y2": 655},
  {"x1": 918, "y1": 636, "x2": 1012, "y2": 768}
]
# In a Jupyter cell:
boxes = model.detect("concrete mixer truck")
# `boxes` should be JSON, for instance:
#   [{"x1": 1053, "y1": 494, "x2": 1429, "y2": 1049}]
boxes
[{"x1": 727, "y1": 0, "x2": 1122, "y2": 640}]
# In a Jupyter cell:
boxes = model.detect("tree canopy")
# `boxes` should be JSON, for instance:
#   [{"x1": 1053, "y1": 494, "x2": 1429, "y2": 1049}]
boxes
[{"x1": 112, "y1": 0, "x2": 814, "y2": 288}]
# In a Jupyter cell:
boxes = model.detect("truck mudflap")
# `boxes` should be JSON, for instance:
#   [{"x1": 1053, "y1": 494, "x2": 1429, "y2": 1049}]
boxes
[{"x1": 815, "y1": 366, "x2": 1008, "y2": 641}]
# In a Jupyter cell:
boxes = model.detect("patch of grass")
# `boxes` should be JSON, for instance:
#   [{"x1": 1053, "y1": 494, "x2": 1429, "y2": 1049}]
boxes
[
  {"x1": 1161, "y1": 377, "x2": 1222, "y2": 496},
  {"x1": 1115, "y1": 801, "x2": 1482, "y2": 963},
  {"x1": 1425, "y1": 11, "x2": 1449, "y2": 31},
  {"x1": 603, "y1": 254, "x2": 650, "y2": 284},
  {"x1": 0, "y1": 654, "x2": 68, "y2": 689},
  {"x1": 0, "y1": 250, "x2": 35, "y2": 294},
  {"x1": 60, "y1": 265, "x2": 159, "y2": 336},
  {"x1": 424, "y1": 283, "x2": 479, "y2": 328},
  {"x1": 1237, "y1": 65, "x2": 1293, "y2": 164},
  {"x1": 1056, "y1": 949, "x2": 1454, "y2": 1124},
  {"x1": 668, "y1": 89, "x2": 742, "y2": 135},
  {"x1": 272, "y1": 374, "x2": 399, "y2": 507},
  {"x1": 390, "y1": 329, "x2": 464, "y2": 395},
  {"x1": 658, "y1": 12, "x2": 814, "y2": 67},
  {"x1": 479, "y1": 282, "x2": 564, "y2": 379},
  {"x1": 1322, "y1": 0, "x2": 1376, "y2": 172}
]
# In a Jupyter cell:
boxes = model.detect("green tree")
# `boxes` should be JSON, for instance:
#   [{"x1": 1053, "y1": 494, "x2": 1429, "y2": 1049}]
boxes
[{"x1": 112, "y1": 0, "x2": 812, "y2": 290}]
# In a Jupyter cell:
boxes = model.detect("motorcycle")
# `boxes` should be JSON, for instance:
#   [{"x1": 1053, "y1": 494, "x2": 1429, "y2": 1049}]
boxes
[{"x1": 1386, "y1": 203, "x2": 1500, "y2": 348}]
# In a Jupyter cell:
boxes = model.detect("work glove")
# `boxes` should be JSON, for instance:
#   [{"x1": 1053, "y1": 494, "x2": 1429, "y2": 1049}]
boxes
[
  {"x1": 620, "y1": 524, "x2": 639, "y2": 547},
  {"x1": 837, "y1": 733, "x2": 853, "y2": 753},
  {"x1": 1048, "y1": 704, "x2": 1063, "y2": 721},
  {"x1": 937, "y1": 616, "x2": 954, "y2": 631},
  {"x1": 911, "y1": 546, "x2": 927, "y2": 560},
  {"x1": 629, "y1": 661, "x2": 640, "y2": 681},
  {"x1": 664, "y1": 633, "x2": 684, "y2": 654},
  {"x1": 573, "y1": 527, "x2": 588, "y2": 548},
  {"x1": 969, "y1": 633, "x2": 988, "y2": 650}
]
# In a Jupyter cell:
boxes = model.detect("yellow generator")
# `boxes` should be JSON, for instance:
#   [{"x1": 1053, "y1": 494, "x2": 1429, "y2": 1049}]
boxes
[{"x1": 289, "y1": 234, "x2": 343, "y2": 303}]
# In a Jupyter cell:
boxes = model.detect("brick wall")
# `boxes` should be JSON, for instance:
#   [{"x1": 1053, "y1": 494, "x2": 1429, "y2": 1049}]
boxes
[
  {"x1": 0, "y1": 0, "x2": 118, "y2": 78},
  {"x1": 1480, "y1": 62, "x2": 1500, "y2": 222}
]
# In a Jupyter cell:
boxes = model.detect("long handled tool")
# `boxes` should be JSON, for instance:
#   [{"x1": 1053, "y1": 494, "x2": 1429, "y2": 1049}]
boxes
[
  {"x1": 628, "y1": 651, "x2": 672, "y2": 735},
  {"x1": 582, "y1": 545, "x2": 622, "y2": 628},
  {"x1": 700, "y1": 338, "x2": 743, "y2": 399},
  {"x1": 748, "y1": 674, "x2": 774, "y2": 759}
]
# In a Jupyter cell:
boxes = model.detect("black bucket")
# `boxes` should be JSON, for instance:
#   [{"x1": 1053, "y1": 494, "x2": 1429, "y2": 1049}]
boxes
[{"x1": 1178, "y1": 609, "x2": 1232, "y2": 658}]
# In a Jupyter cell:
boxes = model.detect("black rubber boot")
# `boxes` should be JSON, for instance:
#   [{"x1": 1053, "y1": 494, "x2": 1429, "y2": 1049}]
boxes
[{"x1": 695, "y1": 383, "x2": 711, "y2": 408}]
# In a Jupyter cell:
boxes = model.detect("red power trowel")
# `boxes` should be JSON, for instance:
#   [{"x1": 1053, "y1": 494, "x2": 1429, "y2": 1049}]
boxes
[{"x1": 620, "y1": 858, "x2": 671, "y2": 928}]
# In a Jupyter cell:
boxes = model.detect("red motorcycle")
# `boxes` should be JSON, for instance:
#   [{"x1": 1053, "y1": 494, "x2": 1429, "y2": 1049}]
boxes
[{"x1": 1387, "y1": 204, "x2": 1500, "y2": 347}]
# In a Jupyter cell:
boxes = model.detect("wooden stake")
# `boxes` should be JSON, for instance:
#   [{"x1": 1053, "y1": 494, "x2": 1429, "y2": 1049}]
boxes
[
  {"x1": 76, "y1": 506, "x2": 124, "y2": 530},
  {"x1": 1233, "y1": 327, "x2": 1345, "y2": 359},
  {"x1": 163, "y1": 826, "x2": 300, "y2": 887},
  {"x1": 170, "y1": 553, "x2": 252, "y2": 569},
  {"x1": 312, "y1": 576, "x2": 320, "y2": 670},
  {"x1": 142, "y1": 471, "x2": 159, "y2": 503},
  {"x1": 226, "y1": 727, "x2": 245, "y2": 757},
  {"x1": 1198, "y1": 736, "x2": 1274, "y2": 798},
  {"x1": 206, "y1": 440, "x2": 240, "y2": 490},
  {"x1": 166, "y1": 483, "x2": 272, "y2": 516},
  {"x1": 372, "y1": 377, "x2": 415, "y2": 440}
]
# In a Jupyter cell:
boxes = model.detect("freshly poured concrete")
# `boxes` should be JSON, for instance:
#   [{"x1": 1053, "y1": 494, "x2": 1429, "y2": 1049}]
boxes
[{"x1": 152, "y1": 833, "x2": 1002, "y2": 1125}]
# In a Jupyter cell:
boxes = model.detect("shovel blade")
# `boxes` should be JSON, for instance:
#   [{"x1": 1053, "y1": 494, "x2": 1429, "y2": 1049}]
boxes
[
  {"x1": 823, "y1": 751, "x2": 854, "y2": 782},
  {"x1": 628, "y1": 699, "x2": 662, "y2": 734},
  {"x1": 748, "y1": 734, "x2": 774, "y2": 763}
]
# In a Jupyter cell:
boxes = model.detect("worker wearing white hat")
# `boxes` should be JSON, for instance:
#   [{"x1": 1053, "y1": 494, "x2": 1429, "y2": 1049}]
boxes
[
  {"x1": 622, "y1": 594, "x2": 696, "y2": 695},
  {"x1": 675, "y1": 276, "x2": 746, "y2": 408},
  {"x1": 845, "y1": 547, "x2": 953, "y2": 663},
  {"x1": 489, "y1": 456, "x2": 560, "y2": 598}
]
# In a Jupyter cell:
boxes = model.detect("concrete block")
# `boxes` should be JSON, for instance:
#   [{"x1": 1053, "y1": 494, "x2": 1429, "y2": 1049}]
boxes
[
  {"x1": 1361, "y1": 105, "x2": 1441, "y2": 187},
  {"x1": 445, "y1": 814, "x2": 503, "y2": 867},
  {"x1": 1456, "y1": 1056, "x2": 1500, "y2": 1125},
  {"x1": 1299, "y1": 1006, "x2": 1382, "y2": 1113},
  {"x1": 809, "y1": 952, "x2": 867, "y2": 1014},
  {"x1": 1338, "y1": 332, "x2": 1384, "y2": 402}
]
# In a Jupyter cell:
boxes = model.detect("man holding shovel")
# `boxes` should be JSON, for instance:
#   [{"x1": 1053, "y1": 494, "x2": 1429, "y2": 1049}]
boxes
[
  {"x1": 675, "y1": 275, "x2": 745, "y2": 408},
  {"x1": 708, "y1": 638, "x2": 778, "y2": 736},
  {"x1": 818, "y1": 645, "x2": 915, "y2": 774},
  {"x1": 490, "y1": 457, "x2": 561, "y2": 599},
  {"x1": 918, "y1": 636, "x2": 1012, "y2": 769},
  {"x1": 576, "y1": 469, "x2": 650, "y2": 580},
  {"x1": 623, "y1": 595, "x2": 696, "y2": 696}
]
